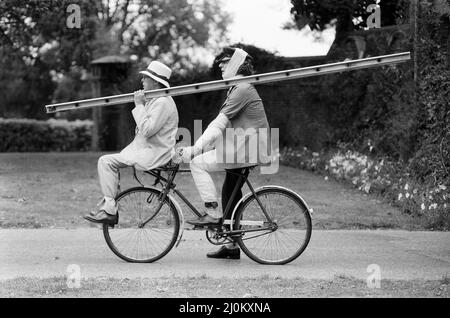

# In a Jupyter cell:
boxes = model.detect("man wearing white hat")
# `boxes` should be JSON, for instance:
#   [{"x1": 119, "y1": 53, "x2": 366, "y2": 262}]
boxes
[
  {"x1": 177, "y1": 47, "x2": 271, "y2": 259},
  {"x1": 85, "y1": 61, "x2": 179, "y2": 225}
]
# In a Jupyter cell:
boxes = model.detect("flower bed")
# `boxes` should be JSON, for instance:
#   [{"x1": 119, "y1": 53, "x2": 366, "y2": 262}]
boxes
[{"x1": 281, "y1": 146, "x2": 449, "y2": 230}]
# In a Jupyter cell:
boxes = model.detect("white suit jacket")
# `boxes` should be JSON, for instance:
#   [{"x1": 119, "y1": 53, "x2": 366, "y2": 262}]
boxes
[{"x1": 120, "y1": 96, "x2": 178, "y2": 171}]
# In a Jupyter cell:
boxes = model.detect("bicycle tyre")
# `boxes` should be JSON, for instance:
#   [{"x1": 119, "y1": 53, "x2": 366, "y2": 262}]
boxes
[
  {"x1": 233, "y1": 187, "x2": 312, "y2": 265},
  {"x1": 103, "y1": 187, "x2": 180, "y2": 263}
]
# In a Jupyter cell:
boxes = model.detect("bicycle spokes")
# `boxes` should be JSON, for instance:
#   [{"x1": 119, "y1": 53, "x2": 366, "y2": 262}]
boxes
[
  {"x1": 234, "y1": 188, "x2": 312, "y2": 265},
  {"x1": 103, "y1": 188, "x2": 180, "y2": 263}
]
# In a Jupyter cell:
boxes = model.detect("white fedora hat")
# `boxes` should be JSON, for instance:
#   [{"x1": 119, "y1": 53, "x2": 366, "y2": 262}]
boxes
[{"x1": 139, "y1": 61, "x2": 172, "y2": 88}]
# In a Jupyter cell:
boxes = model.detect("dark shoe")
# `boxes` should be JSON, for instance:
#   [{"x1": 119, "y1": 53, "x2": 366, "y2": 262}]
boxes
[
  {"x1": 84, "y1": 210, "x2": 118, "y2": 225},
  {"x1": 186, "y1": 214, "x2": 221, "y2": 226},
  {"x1": 207, "y1": 246, "x2": 240, "y2": 259}
]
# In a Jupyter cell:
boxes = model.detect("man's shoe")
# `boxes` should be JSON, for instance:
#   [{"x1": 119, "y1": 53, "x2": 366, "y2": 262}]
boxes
[
  {"x1": 84, "y1": 210, "x2": 118, "y2": 225},
  {"x1": 186, "y1": 214, "x2": 221, "y2": 226},
  {"x1": 207, "y1": 246, "x2": 240, "y2": 259}
]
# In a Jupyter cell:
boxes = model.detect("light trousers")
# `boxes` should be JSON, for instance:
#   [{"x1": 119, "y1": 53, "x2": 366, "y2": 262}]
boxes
[
  {"x1": 97, "y1": 153, "x2": 131, "y2": 213},
  {"x1": 189, "y1": 150, "x2": 252, "y2": 218}
]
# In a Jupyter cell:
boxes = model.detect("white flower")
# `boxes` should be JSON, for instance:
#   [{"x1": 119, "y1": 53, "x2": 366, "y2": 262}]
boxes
[
  {"x1": 413, "y1": 189, "x2": 418, "y2": 194},
  {"x1": 439, "y1": 185, "x2": 447, "y2": 190},
  {"x1": 405, "y1": 192, "x2": 410, "y2": 199},
  {"x1": 421, "y1": 203, "x2": 426, "y2": 210},
  {"x1": 430, "y1": 203, "x2": 438, "y2": 210},
  {"x1": 398, "y1": 193, "x2": 403, "y2": 201},
  {"x1": 404, "y1": 184, "x2": 409, "y2": 191}
]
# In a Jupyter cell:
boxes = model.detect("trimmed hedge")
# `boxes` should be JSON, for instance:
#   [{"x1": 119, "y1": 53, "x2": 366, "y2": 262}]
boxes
[{"x1": 0, "y1": 118, "x2": 93, "y2": 152}]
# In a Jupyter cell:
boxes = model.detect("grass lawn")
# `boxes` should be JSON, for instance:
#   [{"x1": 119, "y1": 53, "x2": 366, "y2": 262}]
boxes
[
  {"x1": 1, "y1": 275, "x2": 448, "y2": 298},
  {"x1": 0, "y1": 152, "x2": 426, "y2": 230}
]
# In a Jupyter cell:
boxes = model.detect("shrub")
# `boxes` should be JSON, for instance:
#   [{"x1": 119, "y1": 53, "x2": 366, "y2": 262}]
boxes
[
  {"x1": 281, "y1": 146, "x2": 450, "y2": 230},
  {"x1": 0, "y1": 118, "x2": 93, "y2": 152}
]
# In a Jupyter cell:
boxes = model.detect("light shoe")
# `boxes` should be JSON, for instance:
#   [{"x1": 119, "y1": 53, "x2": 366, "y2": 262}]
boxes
[
  {"x1": 84, "y1": 198, "x2": 118, "y2": 225},
  {"x1": 186, "y1": 214, "x2": 221, "y2": 226},
  {"x1": 84, "y1": 210, "x2": 118, "y2": 225}
]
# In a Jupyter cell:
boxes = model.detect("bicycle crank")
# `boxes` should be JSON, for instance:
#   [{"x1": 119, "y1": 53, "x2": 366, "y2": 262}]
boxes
[{"x1": 205, "y1": 226, "x2": 232, "y2": 245}]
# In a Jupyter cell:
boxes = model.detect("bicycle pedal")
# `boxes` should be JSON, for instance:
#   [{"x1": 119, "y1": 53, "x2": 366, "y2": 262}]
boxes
[{"x1": 192, "y1": 224, "x2": 220, "y2": 231}]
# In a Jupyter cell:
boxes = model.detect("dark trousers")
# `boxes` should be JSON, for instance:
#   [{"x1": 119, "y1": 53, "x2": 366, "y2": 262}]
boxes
[{"x1": 222, "y1": 168, "x2": 245, "y2": 219}]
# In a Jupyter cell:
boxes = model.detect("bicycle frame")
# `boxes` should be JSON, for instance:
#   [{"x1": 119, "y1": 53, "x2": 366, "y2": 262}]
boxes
[{"x1": 137, "y1": 164, "x2": 276, "y2": 236}]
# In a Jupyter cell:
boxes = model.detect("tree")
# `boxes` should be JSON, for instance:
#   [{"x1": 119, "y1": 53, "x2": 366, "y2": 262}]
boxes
[
  {"x1": 283, "y1": 0, "x2": 417, "y2": 158},
  {"x1": 287, "y1": 0, "x2": 449, "y2": 183},
  {"x1": 0, "y1": 0, "x2": 231, "y2": 118},
  {"x1": 288, "y1": 0, "x2": 407, "y2": 38}
]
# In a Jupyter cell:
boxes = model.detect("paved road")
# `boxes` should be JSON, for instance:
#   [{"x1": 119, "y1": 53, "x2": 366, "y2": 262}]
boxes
[{"x1": 0, "y1": 229, "x2": 448, "y2": 281}]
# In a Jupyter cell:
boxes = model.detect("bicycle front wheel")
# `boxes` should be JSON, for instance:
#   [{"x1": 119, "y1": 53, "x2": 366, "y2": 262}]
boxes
[
  {"x1": 103, "y1": 187, "x2": 180, "y2": 263},
  {"x1": 234, "y1": 187, "x2": 312, "y2": 265}
]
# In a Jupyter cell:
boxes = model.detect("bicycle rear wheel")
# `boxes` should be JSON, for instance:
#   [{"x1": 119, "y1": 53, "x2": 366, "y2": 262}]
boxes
[
  {"x1": 234, "y1": 187, "x2": 312, "y2": 265},
  {"x1": 103, "y1": 187, "x2": 180, "y2": 263}
]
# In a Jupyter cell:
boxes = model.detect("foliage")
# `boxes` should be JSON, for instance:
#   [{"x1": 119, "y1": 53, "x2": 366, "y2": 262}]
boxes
[
  {"x1": 286, "y1": 0, "x2": 449, "y2": 227},
  {"x1": 0, "y1": 0, "x2": 230, "y2": 119},
  {"x1": 0, "y1": 118, "x2": 92, "y2": 152},
  {"x1": 409, "y1": 1, "x2": 450, "y2": 185},
  {"x1": 281, "y1": 146, "x2": 450, "y2": 230},
  {"x1": 311, "y1": 64, "x2": 418, "y2": 162},
  {"x1": 288, "y1": 0, "x2": 408, "y2": 35}
]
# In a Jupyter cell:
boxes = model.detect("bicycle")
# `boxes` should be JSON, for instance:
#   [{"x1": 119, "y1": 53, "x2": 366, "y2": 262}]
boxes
[{"x1": 102, "y1": 160, "x2": 313, "y2": 265}]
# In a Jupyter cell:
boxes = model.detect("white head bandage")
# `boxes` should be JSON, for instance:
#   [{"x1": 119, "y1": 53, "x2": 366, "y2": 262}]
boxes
[{"x1": 222, "y1": 48, "x2": 248, "y2": 79}]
